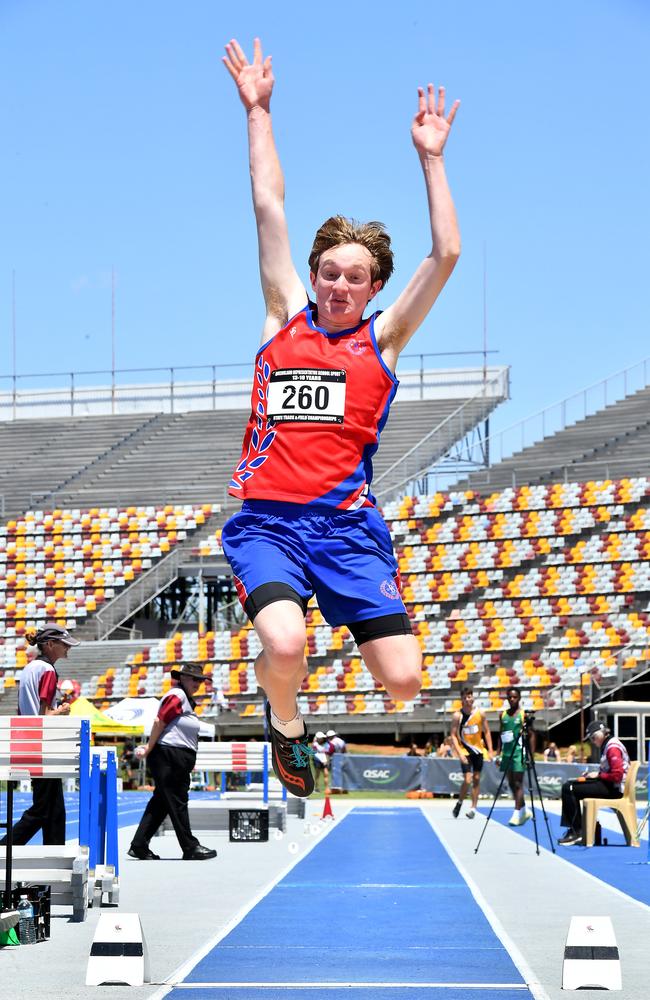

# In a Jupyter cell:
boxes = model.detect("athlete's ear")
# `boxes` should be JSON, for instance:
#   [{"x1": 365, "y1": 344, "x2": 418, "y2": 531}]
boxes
[
  {"x1": 309, "y1": 271, "x2": 317, "y2": 294},
  {"x1": 368, "y1": 279, "x2": 383, "y2": 303}
]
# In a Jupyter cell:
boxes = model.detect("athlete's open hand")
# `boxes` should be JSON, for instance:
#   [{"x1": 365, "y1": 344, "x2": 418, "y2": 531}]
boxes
[
  {"x1": 223, "y1": 38, "x2": 274, "y2": 113},
  {"x1": 411, "y1": 84, "x2": 460, "y2": 158}
]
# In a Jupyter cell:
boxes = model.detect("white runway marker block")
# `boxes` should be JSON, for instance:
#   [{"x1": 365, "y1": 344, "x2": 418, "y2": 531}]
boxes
[
  {"x1": 86, "y1": 912, "x2": 150, "y2": 986},
  {"x1": 562, "y1": 915, "x2": 621, "y2": 991}
]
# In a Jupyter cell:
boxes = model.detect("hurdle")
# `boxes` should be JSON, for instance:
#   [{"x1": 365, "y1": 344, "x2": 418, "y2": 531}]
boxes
[
  {"x1": 0, "y1": 716, "x2": 91, "y2": 921},
  {"x1": 161, "y1": 741, "x2": 300, "y2": 838},
  {"x1": 197, "y1": 740, "x2": 304, "y2": 815}
]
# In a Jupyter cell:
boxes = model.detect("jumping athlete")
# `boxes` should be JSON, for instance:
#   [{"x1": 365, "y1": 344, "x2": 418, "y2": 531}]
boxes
[
  {"x1": 221, "y1": 38, "x2": 460, "y2": 797},
  {"x1": 450, "y1": 687, "x2": 493, "y2": 819}
]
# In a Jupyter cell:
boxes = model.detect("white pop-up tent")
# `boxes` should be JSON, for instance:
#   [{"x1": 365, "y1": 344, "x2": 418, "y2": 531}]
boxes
[{"x1": 104, "y1": 697, "x2": 215, "y2": 739}]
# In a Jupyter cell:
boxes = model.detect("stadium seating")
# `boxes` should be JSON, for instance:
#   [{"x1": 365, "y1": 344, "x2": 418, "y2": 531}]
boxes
[
  {"x1": 0, "y1": 504, "x2": 213, "y2": 690},
  {"x1": 3, "y1": 477, "x2": 650, "y2": 727}
]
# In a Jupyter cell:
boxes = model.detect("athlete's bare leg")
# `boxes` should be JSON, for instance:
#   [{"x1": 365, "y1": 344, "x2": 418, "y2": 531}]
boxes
[
  {"x1": 253, "y1": 600, "x2": 308, "y2": 723},
  {"x1": 457, "y1": 772, "x2": 471, "y2": 803},
  {"x1": 471, "y1": 771, "x2": 481, "y2": 809},
  {"x1": 358, "y1": 633, "x2": 422, "y2": 701}
]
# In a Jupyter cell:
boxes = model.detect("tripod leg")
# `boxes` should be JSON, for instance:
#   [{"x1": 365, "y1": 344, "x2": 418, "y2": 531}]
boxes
[
  {"x1": 527, "y1": 753, "x2": 556, "y2": 854},
  {"x1": 474, "y1": 762, "x2": 511, "y2": 855},
  {"x1": 524, "y1": 759, "x2": 541, "y2": 855}
]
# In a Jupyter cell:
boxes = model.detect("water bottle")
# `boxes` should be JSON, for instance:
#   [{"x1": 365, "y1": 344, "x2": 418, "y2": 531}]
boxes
[{"x1": 17, "y1": 895, "x2": 36, "y2": 945}]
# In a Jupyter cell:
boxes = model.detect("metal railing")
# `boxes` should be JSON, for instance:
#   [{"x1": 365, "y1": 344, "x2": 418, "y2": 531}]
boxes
[
  {"x1": 467, "y1": 354, "x2": 650, "y2": 473},
  {"x1": 93, "y1": 547, "x2": 184, "y2": 640},
  {"x1": 0, "y1": 350, "x2": 499, "y2": 421},
  {"x1": 374, "y1": 370, "x2": 509, "y2": 500}
]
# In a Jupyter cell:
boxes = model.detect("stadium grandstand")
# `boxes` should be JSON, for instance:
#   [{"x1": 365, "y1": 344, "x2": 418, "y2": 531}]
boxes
[{"x1": 1, "y1": 354, "x2": 650, "y2": 758}]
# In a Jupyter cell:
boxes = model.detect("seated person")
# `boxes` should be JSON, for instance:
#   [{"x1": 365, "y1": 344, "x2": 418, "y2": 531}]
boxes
[
  {"x1": 558, "y1": 720, "x2": 630, "y2": 846},
  {"x1": 543, "y1": 741, "x2": 561, "y2": 762}
]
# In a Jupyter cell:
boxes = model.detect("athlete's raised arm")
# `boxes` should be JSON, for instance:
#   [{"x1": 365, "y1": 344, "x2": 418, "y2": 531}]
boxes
[
  {"x1": 223, "y1": 38, "x2": 307, "y2": 341},
  {"x1": 375, "y1": 83, "x2": 461, "y2": 369}
]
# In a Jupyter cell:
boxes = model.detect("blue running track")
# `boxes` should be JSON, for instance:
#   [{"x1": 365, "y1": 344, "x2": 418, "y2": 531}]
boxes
[
  {"x1": 484, "y1": 806, "x2": 650, "y2": 908},
  {"x1": 161, "y1": 807, "x2": 535, "y2": 999}
]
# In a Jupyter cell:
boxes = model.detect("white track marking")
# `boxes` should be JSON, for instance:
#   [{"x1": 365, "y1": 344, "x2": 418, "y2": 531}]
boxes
[
  {"x1": 146, "y1": 805, "x2": 353, "y2": 1000},
  {"x1": 422, "y1": 809, "x2": 551, "y2": 1000}
]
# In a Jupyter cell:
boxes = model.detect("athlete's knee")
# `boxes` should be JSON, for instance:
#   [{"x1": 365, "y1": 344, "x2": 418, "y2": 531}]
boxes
[
  {"x1": 261, "y1": 628, "x2": 306, "y2": 673},
  {"x1": 384, "y1": 667, "x2": 422, "y2": 702}
]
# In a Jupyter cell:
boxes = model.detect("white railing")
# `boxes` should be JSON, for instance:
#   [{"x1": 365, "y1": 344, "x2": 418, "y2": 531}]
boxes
[
  {"x1": 0, "y1": 351, "x2": 499, "y2": 421},
  {"x1": 374, "y1": 370, "x2": 509, "y2": 500},
  {"x1": 473, "y1": 355, "x2": 650, "y2": 471}
]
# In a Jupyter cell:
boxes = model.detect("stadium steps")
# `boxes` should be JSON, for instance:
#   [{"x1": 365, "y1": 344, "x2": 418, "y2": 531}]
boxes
[
  {"x1": 0, "y1": 413, "x2": 157, "y2": 515},
  {"x1": 374, "y1": 396, "x2": 502, "y2": 501},
  {"x1": 455, "y1": 384, "x2": 650, "y2": 492},
  {"x1": 34, "y1": 412, "x2": 169, "y2": 508},
  {"x1": 1, "y1": 393, "x2": 500, "y2": 514}
]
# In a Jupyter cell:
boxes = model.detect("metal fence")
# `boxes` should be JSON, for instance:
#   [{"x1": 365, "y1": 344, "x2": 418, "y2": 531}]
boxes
[{"x1": 0, "y1": 350, "x2": 500, "y2": 420}]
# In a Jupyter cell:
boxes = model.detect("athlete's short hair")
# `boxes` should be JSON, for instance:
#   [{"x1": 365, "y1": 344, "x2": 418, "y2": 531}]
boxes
[
  {"x1": 506, "y1": 686, "x2": 520, "y2": 698},
  {"x1": 309, "y1": 216, "x2": 394, "y2": 286},
  {"x1": 461, "y1": 686, "x2": 473, "y2": 697}
]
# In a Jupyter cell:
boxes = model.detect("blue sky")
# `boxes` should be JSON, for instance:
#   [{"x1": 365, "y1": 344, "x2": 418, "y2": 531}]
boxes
[{"x1": 1, "y1": 0, "x2": 649, "y2": 438}]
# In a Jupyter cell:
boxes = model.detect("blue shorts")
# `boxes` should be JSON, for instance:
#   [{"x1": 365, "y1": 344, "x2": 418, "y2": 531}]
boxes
[{"x1": 221, "y1": 500, "x2": 411, "y2": 641}]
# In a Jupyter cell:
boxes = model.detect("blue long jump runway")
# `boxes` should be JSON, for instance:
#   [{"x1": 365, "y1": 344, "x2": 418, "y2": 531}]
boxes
[
  {"x1": 483, "y1": 805, "x2": 650, "y2": 908},
  {"x1": 160, "y1": 807, "x2": 536, "y2": 999}
]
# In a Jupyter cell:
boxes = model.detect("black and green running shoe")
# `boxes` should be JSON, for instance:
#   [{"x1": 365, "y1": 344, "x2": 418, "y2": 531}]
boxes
[{"x1": 266, "y1": 702, "x2": 315, "y2": 798}]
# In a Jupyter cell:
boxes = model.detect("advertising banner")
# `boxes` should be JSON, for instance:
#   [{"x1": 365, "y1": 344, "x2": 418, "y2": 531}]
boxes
[{"x1": 332, "y1": 754, "x2": 593, "y2": 798}]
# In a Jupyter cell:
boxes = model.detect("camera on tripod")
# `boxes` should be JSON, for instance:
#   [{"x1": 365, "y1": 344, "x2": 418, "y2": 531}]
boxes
[{"x1": 523, "y1": 710, "x2": 536, "y2": 730}]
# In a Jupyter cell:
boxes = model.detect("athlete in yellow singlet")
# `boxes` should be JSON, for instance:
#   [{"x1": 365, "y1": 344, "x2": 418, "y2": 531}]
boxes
[{"x1": 450, "y1": 687, "x2": 493, "y2": 819}]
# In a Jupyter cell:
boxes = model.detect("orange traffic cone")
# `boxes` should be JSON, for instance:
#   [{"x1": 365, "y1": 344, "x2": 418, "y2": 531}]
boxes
[{"x1": 321, "y1": 793, "x2": 334, "y2": 820}]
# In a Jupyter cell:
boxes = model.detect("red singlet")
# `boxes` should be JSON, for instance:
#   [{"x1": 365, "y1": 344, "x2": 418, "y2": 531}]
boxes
[{"x1": 229, "y1": 304, "x2": 398, "y2": 509}]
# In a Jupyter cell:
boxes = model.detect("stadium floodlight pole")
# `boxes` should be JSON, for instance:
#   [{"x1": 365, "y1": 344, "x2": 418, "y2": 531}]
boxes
[
  {"x1": 111, "y1": 267, "x2": 116, "y2": 415},
  {"x1": 12, "y1": 269, "x2": 16, "y2": 421}
]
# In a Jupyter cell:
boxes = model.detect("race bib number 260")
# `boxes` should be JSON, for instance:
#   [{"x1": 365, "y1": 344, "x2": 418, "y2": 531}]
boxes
[{"x1": 266, "y1": 368, "x2": 346, "y2": 424}]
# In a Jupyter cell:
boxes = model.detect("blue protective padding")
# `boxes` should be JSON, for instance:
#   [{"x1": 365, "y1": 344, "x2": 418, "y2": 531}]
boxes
[
  {"x1": 484, "y1": 806, "x2": 650, "y2": 907},
  {"x1": 78, "y1": 719, "x2": 91, "y2": 847},
  {"x1": 88, "y1": 755, "x2": 101, "y2": 869},
  {"x1": 165, "y1": 987, "x2": 534, "y2": 1000},
  {"x1": 185, "y1": 808, "x2": 525, "y2": 985},
  {"x1": 105, "y1": 751, "x2": 119, "y2": 875}
]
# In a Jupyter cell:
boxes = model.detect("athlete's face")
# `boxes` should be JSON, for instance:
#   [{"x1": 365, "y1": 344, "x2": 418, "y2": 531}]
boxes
[
  {"x1": 461, "y1": 692, "x2": 474, "y2": 711},
  {"x1": 507, "y1": 690, "x2": 520, "y2": 710},
  {"x1": 310, "y1": 243, "x2": 383, "y2": 331}
]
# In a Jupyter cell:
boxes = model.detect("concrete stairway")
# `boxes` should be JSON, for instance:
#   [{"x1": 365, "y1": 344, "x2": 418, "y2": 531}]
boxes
[{"x1": 457, "y1": 384, "x2": 650, "y2": 492}]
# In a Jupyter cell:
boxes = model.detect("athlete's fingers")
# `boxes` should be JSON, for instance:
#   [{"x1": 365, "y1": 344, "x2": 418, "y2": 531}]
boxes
[
  {"x1": 253, "y1": 37, "x2": 263, "y2": 66},
  {"x1": 230, "y1": 38, "x2": 248, "y2": 66},
  {"x1": 427, "y1": 83, "x2": 436, "y2": 116},
  {"x1": 417, "y1": 86, "x2": 426, "y2": 115},
  {"x1": 222, "y1": 55, "x2": 239, "y2": 81},
  {"x1": 224, "y1": 42, "x2": 243, "y2": 73},
  {"x1": 263, "y1": 55, "x2": 273, "y2": 77},
  {"x1": 446, "y1": 99, "x2": 461, "y2": 127},
  {"x1": 436, "y1": 84, "x2": 445, "y2": 118}
]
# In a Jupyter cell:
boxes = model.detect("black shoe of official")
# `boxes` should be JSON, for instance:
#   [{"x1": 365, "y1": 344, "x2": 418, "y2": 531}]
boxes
[
  {"x1": 128, "y1": 846, "x2": 160, "y2": 860},
  {"x1": 183, "y1": 845, "x2": 217, "y2": 860},
  {"x1": 266, "y1": 703, "x2": 315, "y2": 798},
  {"x1": 558, "y1": 830, "x2": 582, "y2": 847}
]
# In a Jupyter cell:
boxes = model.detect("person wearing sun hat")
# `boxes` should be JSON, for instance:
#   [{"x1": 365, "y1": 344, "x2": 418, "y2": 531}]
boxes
[
  {"x1": 0, "y1": 623, "x2": 80, "y2": 846},
  {"x1": 128, "y1": 663, "x2": 217, "y2": 861},
  {"x1": 557, "y1": 719, "x2": 630, "y2": 847}
]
